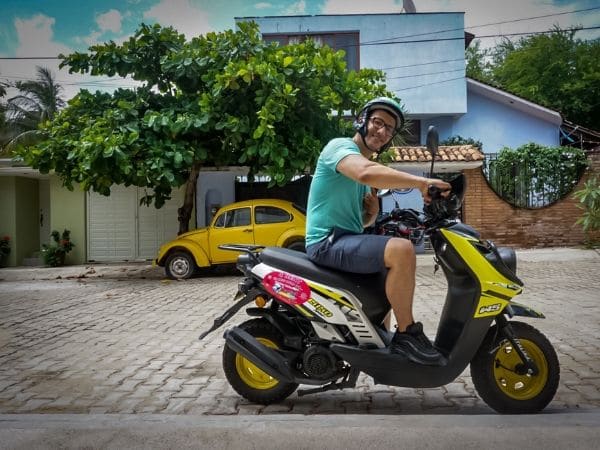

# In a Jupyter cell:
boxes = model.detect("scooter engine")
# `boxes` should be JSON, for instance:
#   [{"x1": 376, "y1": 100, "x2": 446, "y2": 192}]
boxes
[{"x1": 302, "y1": 346, "x2": 339, "y2": 380}]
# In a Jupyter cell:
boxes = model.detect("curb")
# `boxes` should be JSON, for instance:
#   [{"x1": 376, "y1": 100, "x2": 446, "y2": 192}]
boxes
[
  {"x1": 1, "y1": 412, "x2": 599, "y2": 449},
  {"x1": 1, "y1": 247, "x2": 598, "y2": 281}
]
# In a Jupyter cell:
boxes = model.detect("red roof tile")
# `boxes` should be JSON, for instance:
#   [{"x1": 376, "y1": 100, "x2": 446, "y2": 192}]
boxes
[{"x1": 387, "y1": 145, "x2": 484, "y2": 163}]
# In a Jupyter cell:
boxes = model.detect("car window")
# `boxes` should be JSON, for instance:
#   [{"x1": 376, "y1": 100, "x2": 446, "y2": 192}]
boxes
[
  {"x1": 213, "y1": 207, "x2": 251, "y2": 228},
  {"x1": 214, "y1": 212, "x2": 226, "y2": 228},
  {"x1": 255, "y1": 206, "x2": 292, "y2": 224},
  {"x1": 225, "y1": 207, "x2": 251, "y2": 227}
]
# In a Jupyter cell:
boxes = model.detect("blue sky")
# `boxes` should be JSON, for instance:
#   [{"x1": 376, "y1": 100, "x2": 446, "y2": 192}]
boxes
[{"x1": 1, "y1": 0, "x2": 598, "y2": 98}]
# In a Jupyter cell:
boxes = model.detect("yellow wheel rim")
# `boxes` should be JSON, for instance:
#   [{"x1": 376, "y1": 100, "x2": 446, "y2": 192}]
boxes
[
  {"x1": 235, "y1": 337, "x2": 280, "y2": 390},
  {"x1": 492, "y1": 338, "x2": 549, "y2": 400}
]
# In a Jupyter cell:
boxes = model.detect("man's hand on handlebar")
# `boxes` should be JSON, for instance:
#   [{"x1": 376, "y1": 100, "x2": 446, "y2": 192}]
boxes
[{"x1": 419, "y1": 178, "x2": 451, "y2": 204}]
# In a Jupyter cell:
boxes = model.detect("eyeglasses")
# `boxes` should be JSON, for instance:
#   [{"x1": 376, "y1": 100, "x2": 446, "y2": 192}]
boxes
[{"x1": 369, "y1": 117, "x2": 396, "y2": 137}]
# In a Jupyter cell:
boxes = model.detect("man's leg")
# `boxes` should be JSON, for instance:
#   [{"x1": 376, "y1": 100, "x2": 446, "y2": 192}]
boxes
[
  {"x1": 384, "y1": 238, "x2": 445, "y2": 364},
  {"x1": 383, "y1": 237, "x2": 416, "y2": 332}
]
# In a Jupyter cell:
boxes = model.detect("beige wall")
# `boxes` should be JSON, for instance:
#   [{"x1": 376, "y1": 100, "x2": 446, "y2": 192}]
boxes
[
  {"x1": 49, "y1": 176, "x2": 86, "y2": 264},
  {"x1": 0, "y1": 177, "x2": 17, "y2": 266},
  {"x1": 14, "y1": 177, "x2": 40, "y2": 265}
]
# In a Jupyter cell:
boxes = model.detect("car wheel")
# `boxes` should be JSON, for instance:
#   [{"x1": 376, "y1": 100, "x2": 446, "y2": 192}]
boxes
[
  {"x1": 286, "y1": 240, "x2": 306, "y2": 253},
  {"x1": 165, "y1": 251, "x2": 197, "y2": 280}
]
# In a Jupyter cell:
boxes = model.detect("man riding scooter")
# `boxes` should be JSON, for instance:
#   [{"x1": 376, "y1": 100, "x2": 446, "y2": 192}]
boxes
[{"x1": 305, "y1": 97, "x2": 451, "y2": 365}]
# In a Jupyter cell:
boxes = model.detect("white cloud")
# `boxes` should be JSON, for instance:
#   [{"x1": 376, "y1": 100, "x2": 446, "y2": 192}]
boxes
[
  {"x1": 143, "y1": 0, "x2": 213, "y2": 39},
  {"x1": 255, "y1": 2, "x2": 272, "y2": 9},
  {"x1": 79, "y1": 31, "x2": 102, "y2": 46},
  {"x1": 3, "y1": 14, "x2": 133, "y2": 101},
  {"x1": 74, "y1": 9, "x2": 132, "y2": 47},
  {"x1": 283, "y1": 1, "x2": 307, "y2": 14},
  {"x1": 14, "y1": 14, "x2": 71, "y2": 58},
  {"x1": 96, "y1": 9, "x2": 123, "y2": 34}
]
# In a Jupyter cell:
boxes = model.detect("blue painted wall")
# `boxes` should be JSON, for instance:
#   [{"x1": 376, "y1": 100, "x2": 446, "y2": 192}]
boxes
[
  {"x1": 238, "y1": 13, "x2": 467, "y2": 116},
  {"x1": 422, "y1": 88, "x2": 560, "y2": 153}
]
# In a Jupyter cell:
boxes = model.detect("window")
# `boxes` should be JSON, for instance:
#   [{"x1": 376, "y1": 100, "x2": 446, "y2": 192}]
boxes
[
  {"x1": 214, "y1": 208, "x2": 251, "y2": 228},
  {"x1": 214, "y1": 212, "x2": 226, "y2": 228},
  {"x1": 262, "y1": 32, "x2": 359, "y2": 71},
  {"x1": 255, "y1": 206, "x2": 292, "y2": 224}
]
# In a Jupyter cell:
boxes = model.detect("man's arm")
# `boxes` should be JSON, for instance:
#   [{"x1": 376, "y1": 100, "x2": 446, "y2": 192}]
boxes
[{"x1": 337, "y1": 154, "x2": 450, "y2": 202}]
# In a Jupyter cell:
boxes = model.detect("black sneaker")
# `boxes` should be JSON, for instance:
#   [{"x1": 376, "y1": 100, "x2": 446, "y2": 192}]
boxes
[{"x1": 390, "y1": 322, "x2": 446, "y2": 365}]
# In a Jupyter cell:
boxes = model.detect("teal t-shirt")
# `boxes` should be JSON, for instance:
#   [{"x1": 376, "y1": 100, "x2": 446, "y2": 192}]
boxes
[{"x1": 306, "y1": 137, "x2": 369, "y2": 247}]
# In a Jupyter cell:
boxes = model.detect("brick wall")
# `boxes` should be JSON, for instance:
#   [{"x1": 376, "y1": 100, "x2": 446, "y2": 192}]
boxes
[{"x1": 463, "y1": 153, "x2": 600, "y2": 248}]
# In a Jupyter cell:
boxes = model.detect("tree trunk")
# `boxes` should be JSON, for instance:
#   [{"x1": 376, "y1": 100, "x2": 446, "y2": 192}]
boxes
[{"x1": 177, "y1": 163, "x2": 201, "y2": 235}]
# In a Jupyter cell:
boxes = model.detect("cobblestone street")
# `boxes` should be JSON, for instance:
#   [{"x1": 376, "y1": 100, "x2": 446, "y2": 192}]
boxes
[{"x1": 0, "y1": 249, "x2": 599, "y2": 416}]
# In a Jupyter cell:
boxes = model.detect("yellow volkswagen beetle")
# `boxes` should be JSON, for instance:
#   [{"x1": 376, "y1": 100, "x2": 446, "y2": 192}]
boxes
[{"x1": 154, "y1": 199, "x2": 306, "y2": 279}]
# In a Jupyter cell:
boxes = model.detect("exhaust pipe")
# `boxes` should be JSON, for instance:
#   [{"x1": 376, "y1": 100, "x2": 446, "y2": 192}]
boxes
[{"x1": 224, "y1": 327, "x2": 296, "y2": 383}]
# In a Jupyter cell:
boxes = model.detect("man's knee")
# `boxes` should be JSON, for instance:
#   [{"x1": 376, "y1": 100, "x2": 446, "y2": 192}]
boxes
[{"x1": 384, "y1": 238, "x2": 415, "y2": 267}]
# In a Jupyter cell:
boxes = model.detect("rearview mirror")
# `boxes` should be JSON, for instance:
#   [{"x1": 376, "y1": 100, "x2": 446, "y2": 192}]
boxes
[{"x1": 426, "y1": 126, "x2": 438, "y2": 177}]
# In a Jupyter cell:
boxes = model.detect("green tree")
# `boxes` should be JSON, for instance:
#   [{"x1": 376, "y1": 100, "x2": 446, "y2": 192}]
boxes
[
  {"x1": 2, "y1": 66, "x2": 65, "y2": 152},
  {"x1": 488, "y1": 27, "x2": 599, "y2": 129},
  {"x1": 18, "y1": 22, "x2": 395, "y2": 233},
  {"x1": 465, "y1": 40, "x2": 493, "y2": 83}
]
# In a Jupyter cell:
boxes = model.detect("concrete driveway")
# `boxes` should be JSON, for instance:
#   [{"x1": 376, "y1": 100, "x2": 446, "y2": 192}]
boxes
[{"x1": 1, "y1": 248, "x2": 598, "y2": 416}]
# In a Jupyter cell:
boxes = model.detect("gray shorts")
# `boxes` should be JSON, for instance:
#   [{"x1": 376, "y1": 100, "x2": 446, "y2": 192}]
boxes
[{"x1": 306, "y1": 227, "x2": 392, "y2": 274}]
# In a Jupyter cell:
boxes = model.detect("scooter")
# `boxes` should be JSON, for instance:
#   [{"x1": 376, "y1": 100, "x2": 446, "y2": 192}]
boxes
[{"x1": 199, "y1": 127, "x2": 560, "y2": 414}]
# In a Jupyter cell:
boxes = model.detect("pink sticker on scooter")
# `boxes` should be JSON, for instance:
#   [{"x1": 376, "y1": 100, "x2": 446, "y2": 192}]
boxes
[{"x1": 263, "y1": 271, "x2": 311, "y2": 305}]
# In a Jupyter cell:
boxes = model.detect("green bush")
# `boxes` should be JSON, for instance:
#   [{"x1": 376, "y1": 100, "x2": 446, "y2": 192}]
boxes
[
  {"x1": 42, "y1": 229, "x2": 75, "y2": 267},
  {"x1": 484, "y1": 143, "x2": 587, "y2": 208},
  {"x1": 440, "y1": 135, "x2": 483, "y2": 149},
  {"x1": 573, "y1": 176, "x2": 600, "y2": 247}
]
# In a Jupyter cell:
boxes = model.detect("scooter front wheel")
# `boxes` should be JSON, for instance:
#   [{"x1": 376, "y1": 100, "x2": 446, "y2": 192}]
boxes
[
  {"x1": 222, "y1": 318, "x2": 299, "y2": 405},
  {"x1": 470, "y1": 321, "x2": 559, "y2": 414}
]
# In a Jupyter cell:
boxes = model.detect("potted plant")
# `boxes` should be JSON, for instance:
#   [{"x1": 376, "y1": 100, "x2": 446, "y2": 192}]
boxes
[
  {"x1": 0, "y1": 235, "x2": 10, "y2": 267},
  {"x1": 41, "y1": 229, "x2": 75, "y2": 267}
]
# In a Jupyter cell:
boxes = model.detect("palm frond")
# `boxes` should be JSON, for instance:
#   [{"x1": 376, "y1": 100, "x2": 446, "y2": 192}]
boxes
[
  {"x1": 2, "y1": 66, "x2": 64, "y2": 151},
  {"x1": 4, "y1": 129, "x2": 45, "y2": 152}
]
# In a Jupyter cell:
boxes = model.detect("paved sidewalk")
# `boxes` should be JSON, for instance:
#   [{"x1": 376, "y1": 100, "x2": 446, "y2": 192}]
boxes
[{"x1": 0, "y1": 248, "x2": 598, "y2": 419}]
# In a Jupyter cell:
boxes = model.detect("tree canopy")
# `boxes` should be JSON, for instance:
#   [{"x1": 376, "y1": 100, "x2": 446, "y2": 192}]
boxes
[
  {"x1": 18, "y1": 22, "x2": 395, "y2": 232},
  {"x1": 466, "y1": 27, "x2": 599, "y2": 130}
]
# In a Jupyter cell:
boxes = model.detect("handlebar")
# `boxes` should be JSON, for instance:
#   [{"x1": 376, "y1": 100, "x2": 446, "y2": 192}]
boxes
[
  {"x1": 375, "y1": 208, "x2": 423, "y2": 228},
  {"x1": 373, "y1": 175, "x2": 464, "y2": 237},
  {"x1": 427, "y1": 184, "x2": 450, "y2": 201}
]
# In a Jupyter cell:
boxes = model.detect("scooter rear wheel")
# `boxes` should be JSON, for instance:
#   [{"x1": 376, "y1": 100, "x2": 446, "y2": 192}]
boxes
[
  {"x1": 470, "y1": 321, "x2": 559, "y2": 414},
  {"x1": 223, "y1": 319, "x2": 298, "y2": 404}
]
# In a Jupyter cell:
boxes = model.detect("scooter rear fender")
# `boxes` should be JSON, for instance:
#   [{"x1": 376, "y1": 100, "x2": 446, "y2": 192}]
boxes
[{"x1": 224, "y1": 327, "x2": 296, "y2": 383}]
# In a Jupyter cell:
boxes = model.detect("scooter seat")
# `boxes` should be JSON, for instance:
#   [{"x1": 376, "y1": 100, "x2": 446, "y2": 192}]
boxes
[{"x1": 259, "y1": 247, "x2": 390, "y2": 324}]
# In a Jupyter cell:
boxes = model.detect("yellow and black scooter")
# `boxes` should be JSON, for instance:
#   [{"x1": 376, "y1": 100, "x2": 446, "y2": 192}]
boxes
[{"x1": 200, "y1": 128, "x2": 560, "y2": 414}]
